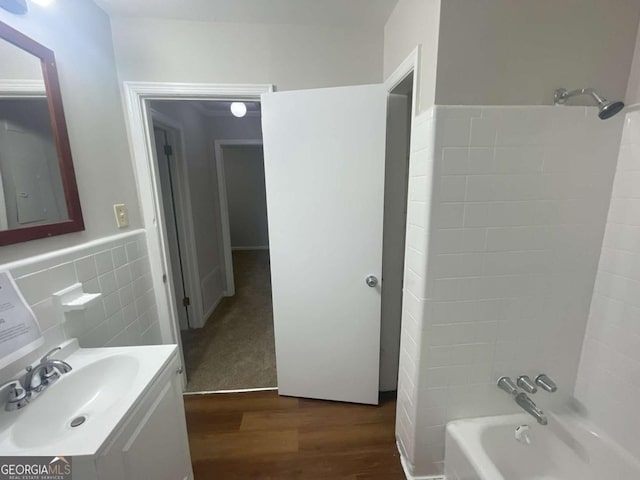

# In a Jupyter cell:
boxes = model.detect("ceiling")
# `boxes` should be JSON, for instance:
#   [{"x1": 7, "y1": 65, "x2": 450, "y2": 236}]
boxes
[
  {"x1": 95, "y1": 0, "x2": 399, "y2": 28},
  {"x1": 192, "y1": 100, "x2": 262, "y2": 118}
]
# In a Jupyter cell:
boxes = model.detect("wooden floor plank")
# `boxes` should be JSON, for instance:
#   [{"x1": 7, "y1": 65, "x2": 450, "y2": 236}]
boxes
[
  {"x1": 189, "y1": 430, "x2": 299, "y2": 461},
  {"x1": 184, "y1": 390, "x2": 405, "y2": 479}
]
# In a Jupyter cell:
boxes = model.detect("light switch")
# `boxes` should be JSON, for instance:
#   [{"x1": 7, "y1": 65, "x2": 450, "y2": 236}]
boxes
[{"x1": 113, "y1": 204, "x2": 129, "y2": 228}]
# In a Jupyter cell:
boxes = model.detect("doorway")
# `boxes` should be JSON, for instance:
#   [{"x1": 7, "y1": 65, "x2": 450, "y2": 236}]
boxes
[
  {"x1": 183, "y1": 135, "x2": 276, "y2": 393},
  {"x1": 124, "y1": 68, "x2": 417, "y2": 402},
  {"x1": 380, "y1": 72, "x2": 414, "y2": 392},
  {"x1": 147, "y1": 98, "x2": 276, "y2": 393}
]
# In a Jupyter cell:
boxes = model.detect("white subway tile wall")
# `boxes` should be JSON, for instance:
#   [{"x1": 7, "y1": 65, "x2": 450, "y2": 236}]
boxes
[
  {"x1": 0, "y1": 230, "x2": 162, "y2": 383},
  {"x1": 575, "y1": 110, "x2": 640, "y2": 460},
  {"x1": 396, "y1": 111, "x2": 435, "y2": 472},
  {"x1": 397, "y1": 106, "x2": 623, "y2": 476}
]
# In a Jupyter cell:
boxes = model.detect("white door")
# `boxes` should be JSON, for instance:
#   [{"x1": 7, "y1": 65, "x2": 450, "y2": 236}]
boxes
[
  {"x1": 261, "y1": 84, "x2": 387, "y2": 405},
  {"x1": 152, "y1": 127, "x2": 190, "y2": 331}
]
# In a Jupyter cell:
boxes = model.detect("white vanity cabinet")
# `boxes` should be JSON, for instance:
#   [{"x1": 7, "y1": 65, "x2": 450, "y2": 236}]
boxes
[
  {"x1": 78, "y1": 352, "x2": 193, "y2": 480},
  {"x1": 0, "y1": 342, "x2": 194, "y2": 480}
]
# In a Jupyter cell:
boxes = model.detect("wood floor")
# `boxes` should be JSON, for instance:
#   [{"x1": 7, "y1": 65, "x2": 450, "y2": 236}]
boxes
[{"x1": 183, "y1": 390, "x2": 406, "y2": 480}]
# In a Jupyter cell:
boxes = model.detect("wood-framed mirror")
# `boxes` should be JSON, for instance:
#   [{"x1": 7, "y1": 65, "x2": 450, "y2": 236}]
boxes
[{"x1": 0, "y1": 20, "x2": 84, "y2": 246}]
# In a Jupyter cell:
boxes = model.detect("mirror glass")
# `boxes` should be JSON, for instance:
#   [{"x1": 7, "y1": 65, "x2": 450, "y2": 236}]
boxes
[
  {"x1": 0, "y1": 21, "x2": 83, "y2": 245},
  {"x1": 0, "y1": 41, "x2": 68, "y2": 230}
]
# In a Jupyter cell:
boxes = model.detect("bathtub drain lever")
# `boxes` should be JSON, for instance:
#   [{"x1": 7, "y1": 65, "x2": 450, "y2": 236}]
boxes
[{"x1": 515, "y1": 425, "x2": 531, "y2": 445}]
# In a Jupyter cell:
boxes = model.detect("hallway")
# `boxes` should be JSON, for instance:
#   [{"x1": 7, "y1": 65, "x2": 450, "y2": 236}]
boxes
[{"x1": 182, "y1": 250, "x2": 276, "y2": 392}]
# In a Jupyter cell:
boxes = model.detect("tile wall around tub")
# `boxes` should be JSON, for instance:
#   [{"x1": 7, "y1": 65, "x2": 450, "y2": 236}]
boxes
[
  {"x1": 399, "y1": 105, "x2": 623, "y2": 476},
  {"x1": 575, "y1": 109, "x2": 640, "y2": 461}
]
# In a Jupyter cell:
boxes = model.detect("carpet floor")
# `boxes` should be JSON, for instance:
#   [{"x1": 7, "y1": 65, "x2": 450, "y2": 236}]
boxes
[{"x1": 181, "y1": 250, "x2": 277, "y2": 392}]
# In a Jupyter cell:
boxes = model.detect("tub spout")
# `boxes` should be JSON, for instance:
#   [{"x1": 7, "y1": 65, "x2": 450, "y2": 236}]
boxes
[{"x1": 515, "y1": 393, "x2": 548, "y2": 426}]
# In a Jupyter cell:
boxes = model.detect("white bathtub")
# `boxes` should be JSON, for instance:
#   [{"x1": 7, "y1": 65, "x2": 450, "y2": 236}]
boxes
[{"x1": 444, "y1": 414, "x2": 640, "y2": 480}]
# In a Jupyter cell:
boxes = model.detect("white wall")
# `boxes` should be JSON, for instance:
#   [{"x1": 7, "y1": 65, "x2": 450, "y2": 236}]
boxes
[
  {"x1": 0, "y1": 38, "x2": 42, "y2": 80},
  {"x1": 626, "y1": 24, "x2": 640, "y2": 105},
  {"x1": 380, "y1": 93, "x2": 411, "y2": 392},
  {"x1": 575, "y1": 110, "x2": 640, "y2": 460},
  {"x1": 435, "y1": 0, "x2": 640, "y2": 106},
  {"x1": 110, "y1": 18, "x2": 383, "y2": 90},
  {"x1": 383, "y1": 0, "x2": 440, "y2": 112},
  {"x1": 399, "y1": 105, "x2": 623, "y2": 476},
  {"x1": 209, "y1": 115, "x2": 263, "y2": 142},
  {"x1": 223, "y1": 146, "x2": 269, "y2": 249},
  {"x1": 0, "y1": 1, "x2": 142, "y2": 264}
]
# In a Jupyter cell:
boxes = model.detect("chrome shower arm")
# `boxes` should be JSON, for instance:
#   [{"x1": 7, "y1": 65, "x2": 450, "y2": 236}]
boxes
[{"x1": 554, "y1": 88, "x2": 604, "y2": 105}]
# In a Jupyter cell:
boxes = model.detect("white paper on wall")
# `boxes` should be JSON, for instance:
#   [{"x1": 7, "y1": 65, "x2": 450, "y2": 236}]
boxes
[{"x1": 0, "y1": 271, "x2": 43, "y2": 370}]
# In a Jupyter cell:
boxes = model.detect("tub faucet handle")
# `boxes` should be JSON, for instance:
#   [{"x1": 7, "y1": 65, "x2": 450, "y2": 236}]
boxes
[
  {"x1": 497, "y1": 376, "x2": 518, "y2": 396},
  {"x1": 535, "y1": 374, "x2": 557, "y2": 393},
  {"x1": 517, "y1": 375, "x2": 537, "y2": 394}
]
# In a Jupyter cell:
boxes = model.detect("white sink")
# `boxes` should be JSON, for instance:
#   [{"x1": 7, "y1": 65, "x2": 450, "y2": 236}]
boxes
[{"x1": 0, "y1": 340, "x2": 177, "y2": 456}]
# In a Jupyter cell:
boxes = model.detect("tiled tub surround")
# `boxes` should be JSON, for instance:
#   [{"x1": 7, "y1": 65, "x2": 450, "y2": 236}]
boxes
[
  {"x1": 575, "y1": 109, "x2": 640, "y2": 461},
  {"x1": 395, "y1": 112, "x2": 435, "y2": 472},
  {"x1": 0, "y1": 230, "x2": 162, "y2": 383},
  {"x1": 397, "y1": 106, "x2": 623, "y2": 476}
]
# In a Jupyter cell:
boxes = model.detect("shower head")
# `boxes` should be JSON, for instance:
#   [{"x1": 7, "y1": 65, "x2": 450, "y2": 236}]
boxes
[
  {"x1": 553, "y1": 87, "x2": 625, "y2": 120},
  {"x1": 598, "y1": 100, "x2": 625, "y2": 120}
]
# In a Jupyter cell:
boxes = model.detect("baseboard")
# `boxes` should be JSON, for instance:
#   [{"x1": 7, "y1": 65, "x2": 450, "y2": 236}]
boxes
[
  {"x1": 184, "y1": 387, "x2": 277, "y2": 395},
  {"x1": 231, "y1": 245, "x2": 269, "y2": 251},
  {"x1": 397, "y1": 441, "x2": 445, "y2": 480}
]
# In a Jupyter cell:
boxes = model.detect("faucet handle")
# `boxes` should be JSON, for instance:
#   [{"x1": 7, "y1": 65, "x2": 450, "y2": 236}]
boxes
[
  {"x1": 517, "y1": 375, "x2": 537, "y2": 394},
  {"x1": 25, "y1": 365, "x2": 44, "y2": 391},
  {"x1": 497, "y1": 376, "x2": 518, "y2": 396},
  {"x1": 535, "y1": 374, "x2": 557, "y2": 393},
  {"x1": 40, "y1": 347, "x2": 62, "y2": 364},
  {"x1": 1, "y1": 380, "x2": 29, "y2": 411}
]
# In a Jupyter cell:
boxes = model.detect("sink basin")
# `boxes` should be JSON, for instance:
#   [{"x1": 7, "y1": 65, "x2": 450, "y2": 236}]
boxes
[
  {"x1": 10, "y1": 355, "x2": 139, "y2": 449},
  {"x1": 0, "y1": 339, "x2": 177, "y2": 456}
]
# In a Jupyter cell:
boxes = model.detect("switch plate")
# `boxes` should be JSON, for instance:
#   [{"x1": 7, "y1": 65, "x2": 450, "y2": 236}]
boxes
[{"x1": 113, "y1": 204, "x2": 129, "y2": 228}]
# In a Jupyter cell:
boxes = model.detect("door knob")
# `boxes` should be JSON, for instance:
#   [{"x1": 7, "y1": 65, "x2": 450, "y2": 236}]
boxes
[{"x1": 365, "y1": 275, "x2": 378, "y2": 288}]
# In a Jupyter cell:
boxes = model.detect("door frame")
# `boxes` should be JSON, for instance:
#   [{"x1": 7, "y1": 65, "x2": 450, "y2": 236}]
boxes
[
  {"x1": 382, "y1": 45, "x2": 421, "y2": 382},
  {"x1": 121, "y1": 82, "x2": 273, "y2": 388},
  {"x1": 382, "y1": 46, "x2": 421, "y2": 475},
  {"x1": 149, "y1": 110, "x2": 203, "y2": 329},
  {"x1": 384, "y1": 45, "x2": 421, "y2": 111},
  {"x1": 214, "y1": 139, "x2": 264, "y2": 296}
]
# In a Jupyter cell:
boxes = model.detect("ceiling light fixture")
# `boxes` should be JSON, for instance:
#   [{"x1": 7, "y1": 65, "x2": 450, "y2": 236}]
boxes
[
  {"x1": 30, "y1": 0, "x2": 54, "y2": 6},
  {"x1": 230, "y1": 102, "x2": 247, "y2": 118}
]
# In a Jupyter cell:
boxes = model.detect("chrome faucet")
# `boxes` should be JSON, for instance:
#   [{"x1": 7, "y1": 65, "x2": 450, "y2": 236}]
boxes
[
  {"x1": 515, "y1": 392, "x2": 548, "y2": 426},
  {"x1": 24, "y1": 348, "x2": 72, "y2": 392},
  {"x1": 1, "y1": 347, "x2": 72, "y2": 411},
  {"x1": 497, "y1": 376, "x2": 548, "y2": 426}
]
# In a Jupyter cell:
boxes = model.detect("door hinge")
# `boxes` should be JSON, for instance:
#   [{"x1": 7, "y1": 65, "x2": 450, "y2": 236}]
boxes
[
  {"x1": 162, "y1": 273, "x2": 167, "y2": 283},
  {"x1": 164, "y1": 144, "x2": 173, "y2": 156},
  {"x1": 182, "y1": 296, "x2": 190, "y2": 307}
]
